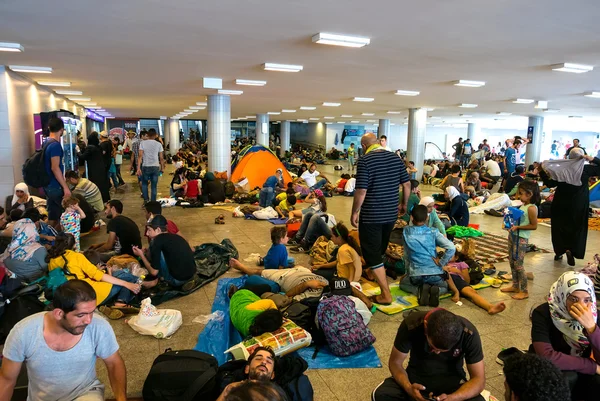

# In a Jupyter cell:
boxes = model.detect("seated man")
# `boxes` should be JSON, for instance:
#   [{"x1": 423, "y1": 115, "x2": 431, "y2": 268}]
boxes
[
  {"x1": 66, "y1": 170, "x2": 104, "y2": 213},
  {"x1": 259, "y1": 169, "x2": 284, "y2": 207},
  {"x1": 132, "y1": 215, "x2": 196, "y2": 290},
  {"x1": 0, "y1": 280, "x2": 127, "y2": 401},
  {"x1": 289, "y1": 212, "x2": 335, "y2": 253},
  {"x1": 373, "y1": 308, "x2": 485, "y2": 401},
  {"x1": 89, "y1": 200, "x2": 142, "y2": 260},
  {"x1": 143, "y1": 201, "x2": 184, "y2": 237},
  {"x1": 503, "y1": 353, "x2": 570, "y2": 401},
  {"x1": 400, "y1": 205, "x2": 455, "y2": 306}
]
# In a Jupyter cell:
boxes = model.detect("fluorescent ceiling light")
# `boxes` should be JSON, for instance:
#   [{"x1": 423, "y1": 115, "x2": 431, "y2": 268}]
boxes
[
  {"x1": 104, "y1": 116, "x2": 115, "y2": 119},
  {"x1": 282, "y1": 109, "x2": 296, "y2": 113},
  {"x1": 300, "y1": 106, "x2": 316, "y2": 110},
  {"x1": 390, "y1": 123, "x2": 396, "y2": 126},
  {"x1": 9, "y1": 65, "x2": 52, "y2": 73},
  {"x1": 189, "y1": 106, "x2": 204, "y2": 109},
  {"x1": 184, "y1": 109, "x2": 196, "y2": 112},
  {"x1": 68, "y1": 97, "x2": 91, "y2": 101},
  {"x1": 55, "y1": 90, "x2": 83, "y2": 95},
  {"x1": 80, "y1": 102, "x2": 97, "y2": 106},
  {"x1": 341, "y1": 115, "x2": 353, "y2": 118},
  {"x1": 337, "y1": 121, "x2": 346, "y2": 124},
  {"x1": 512, "y1": 98, "x2": 534, "y2": 104},
  {"x1": 323, "y1": 102, "x2": 341, "y2": 107},
  {"x1": 453, "y1": 80, "x2": 486, "y2": 88},
  {"x1": 235, "y1": 79, "x2": 267, "y2": 86},
  {"x1": 323, "y1": 116, "x2": 334, "y2": 119},
  {"x1": 366, "y1": 119, "x2": 377, "y2": 122},
  {"x1": 459, "y1": 114, "x2": 472, "y2": 117},
  {"x1": 387, "y1": 111, "x2": 402, "y2": 114},
  {"x1": 95, "y1": 109, "x2": 106, "y2": 112},
  {"x1": 496, "y1": 112, "x2": 512, "y2": 115},
  {"x1": 535, "y1": 100, "x2": 548, "y2": 109},
  {"x1": 37, "y1": 81, "x2": 71, "y2": 87},
  {"x1": 353, "y1": 97, "x2": 374, "y2": 102},
  {"x1": 87, "y1": 107, "x2": 100, "y2": 110},
  {"x1": 325, "y1": 122, "x2": 332, "y2": 125},
  {"x1": 218, "y1": 89, "x2": 243, "y2": 95},
  {"x1": 429, "y1": 116, "x2": 441, "y2": 120},
  {"x1": 569, "y1": 115, "x2": 583, "y2": 118},
  {"x1": 395, "y1": 90, "x2": 420, "y2": 96},
  {"x1": 160, "y1": 116, "x2": 167, "y2": 120},
  {"x1": 263, "y1": 63, "x2": 303, "y2": 72},
  {"x1": 423, "y1": 108, "x2": 435, "y2": 111},
  {"x1": 351, "y1": 120, "x2": 360, "y2": 123},
  {"x1": 551, "y1": 63, "x2": 593, "y2": 73},
  {"x1": 584, "y1": 91, "x2": 600, "y2": 98},
  {"x1": 309, "y1": 118, "x2": 319, "y2": 120},
  {"x1": 0, "y1": 42, "x2": 24, "y2": 52},
  {"x1": 459, "y1": 103, "x2": 478, "y2": 108},
  {"x1": 196, "y1": 102, "x2": 207, "y2": 106},
  {"x1": 362, "y1": 113, "x2": 374, "y2": 116},
  {"x1": 297, "y1": 119, "x2": 307, "y2": 122},
  {"x1": 311, "y1": 32, "x2": 370, "y2": 48},
  {"x1": 544, "y1": 108, "x2": 560, "y2": 113},
  {"x1": 267, "y1": 112, "x2": 281, "y2": 115},
  {"x1": 245, "y1": 116, "x2": 255, "y2": 119}
]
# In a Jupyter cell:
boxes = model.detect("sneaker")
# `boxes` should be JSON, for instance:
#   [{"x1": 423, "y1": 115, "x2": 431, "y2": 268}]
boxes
[
  {"x1": 181, "y1": 277, "x2": 197, "y2": 292},
  {"x1": 290, "y1": 246, "x2": 308, "y2": 254},
  {"x1": 418, "y1": 284, "x2": 431, "y2": 306},
  {"x1": 484, "y1": 209, "x2": 503, "y2": 217},
  {"x1": 257, "y1": 256, "x2": 264, "y2": 266},
  {"x1": 429, "y1": 285, "x2": 440, "y2": 307},
  {"x1": 287, "y1": 238, "x2": 301, "y2": 247},
  {"x1": 496, "y1": 347, "x2": 523, "y2": 366}
]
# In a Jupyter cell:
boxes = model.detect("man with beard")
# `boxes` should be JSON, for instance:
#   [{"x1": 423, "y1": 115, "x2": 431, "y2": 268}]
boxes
[
  {"x1": 89, "y1": 200, "x2": 141, "y2": 259},
  {"x1": 217, "y1": 348, "x2": 277, "y2": 401},
  {"x1": 0, "y1": 280, "x2": 127, "y2": 401}
]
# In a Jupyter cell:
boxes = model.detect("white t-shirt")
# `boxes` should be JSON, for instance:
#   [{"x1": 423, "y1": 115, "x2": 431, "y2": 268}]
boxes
[
  {"x1": 139, "y1": 139, "x2": 164, "y2": 167},
  {"x1": 484, "y1": 160, "x2": 501, "y2": 177},
  {"x1": 423, "y1": 165, "x2": 433, "y2": 175},
  {"x1": 115, "y1": 145, "x2": 123, "y2": 165},
  {"x1": 344, "y1": 177, "x2": 356, "y2": 192},
  {"x1": 301, "y1": 170, "x2": 320, "y2": 187},
  {"x1": 174, "y1": 161, "x2": 184, "y2": 169}
]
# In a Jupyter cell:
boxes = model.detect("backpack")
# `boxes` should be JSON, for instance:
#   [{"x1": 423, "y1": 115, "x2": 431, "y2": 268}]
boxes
[
  {"x1": 32, "y1": 255, "x2": 75, "y2": 300},
  {"x1": 282, "y1": 301, "x2": 312, "y2": 332},
  {"x1": 0, "y1": 284, "x2": 46, "y2": 344},
  {"x1": 22, "y1": 140, "x2": 53, "y2": 188},
  {"x1": 143, "y1": 349, "x2": 218, "y2": 401},
  {"x1": 316, "y1": 295, "x2": 375, "y2": 356}
]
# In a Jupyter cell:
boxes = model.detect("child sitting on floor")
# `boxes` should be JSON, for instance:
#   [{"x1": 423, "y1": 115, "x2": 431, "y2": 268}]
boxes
[
  {"x1": 60, "y1": 196, "x2": 86, "y2": 252},
  {"x1": 311, "y1": 222, "x2": 363, "y2": 284},
  {"x1": 444, "y1": 255, "x2": 506, "y2": 315},
  {"x1": 258, "y1": 226, "x2": 294, "y2": 269},
  {"x1": 184, "y1": 170, "x2": 202, "y2": 200},
  {"x1": 275, "y1": 195, "x2": 297, "y2": 218}
]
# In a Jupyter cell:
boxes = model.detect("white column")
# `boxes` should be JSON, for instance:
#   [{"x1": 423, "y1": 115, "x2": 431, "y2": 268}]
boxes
[
  {"x1": 467, "y1": 122, "x2": 479, "y2": 143},
  {"x1": 256, "y1": 113, "x2": 269, "y2": 146},
  {"x1": 168, "y1": 119, "x2": 179, "y2": 155},
  {"x1": 208, "y1": 94, "x2": 231, "y2": 175},
  {"x1": 280, "y1": 121, "x2": 291, "y2": 157},
  {"x1": 525, "y1": 116, "x2": 544, "y2": 166},
  {"x1": 406, "y1": 108, "x2": 427, "y2": 182},
  {"x1": 378, "y1": 118, "x2": 390, "y2": 138},
  {"x1": 163, "y1": 118, "x2": 170, "y2": 149}
]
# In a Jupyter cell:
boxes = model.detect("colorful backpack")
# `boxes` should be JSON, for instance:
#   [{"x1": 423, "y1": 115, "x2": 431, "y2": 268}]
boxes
[{"x1": 316, "y1": 295, "x2": 375, "y2": 356}]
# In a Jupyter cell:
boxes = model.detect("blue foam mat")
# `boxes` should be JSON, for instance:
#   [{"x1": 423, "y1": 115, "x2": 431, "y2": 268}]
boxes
[{"x1": 195, "y1": 276, "x2": 381, "y2": 369}]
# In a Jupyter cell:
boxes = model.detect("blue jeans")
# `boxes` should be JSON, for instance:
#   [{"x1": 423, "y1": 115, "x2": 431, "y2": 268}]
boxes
[
  {"x1": 296, "y1": 212, "x2": 331, "y2": 246},
  {"x1": 108, "y1": 171, "x2": 119, "y2": 188},
  {"x1": 259, "y1": 187, "x2": 275, "y2": 208},
  {"x1": 141, "y1": 166, "x2": 160, "y2": 202},
  {"x1": 102, "y1": 270, "x2": 139, "y2": 305},
  {"x1": 310, "y1": 178, "x2": 327, "y2": 190},
  {"x1": 399, "y1": 275, "x2": 448, "y2": 296},
  {"x1": 158, "y1": 252, "x2": 187, "y2": 287},
  {"x1": 44, "y1": 186, "x2": 64, "y2": 221}
]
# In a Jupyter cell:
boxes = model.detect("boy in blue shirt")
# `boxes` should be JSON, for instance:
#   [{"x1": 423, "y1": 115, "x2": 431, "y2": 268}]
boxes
[{"x1": 258, "y1": 226, "x2": 294, "y2": 269}]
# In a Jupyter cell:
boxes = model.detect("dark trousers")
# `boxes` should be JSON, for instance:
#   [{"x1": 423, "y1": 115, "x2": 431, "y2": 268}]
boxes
[
  {"x1": 373, "y1": 377, "x2": 484, "y2": 401},
  {"x1": 564, "y1": 371, "x2": 600, "y2": 401},
  {"x1": 359, "y1": 221, "x2": 395, "y2": 269}
]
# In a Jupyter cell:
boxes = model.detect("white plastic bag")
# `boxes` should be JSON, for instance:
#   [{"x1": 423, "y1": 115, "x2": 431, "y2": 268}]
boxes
[
  {"x1": 233, "y1": 206, "x2": 245, "y2": 218},
  {"x1": 253, "y1": 206, "x2": 278, "y2": 220},
  {"x1": 127, "y1": 298, "x2": 182, "y2": 338}
]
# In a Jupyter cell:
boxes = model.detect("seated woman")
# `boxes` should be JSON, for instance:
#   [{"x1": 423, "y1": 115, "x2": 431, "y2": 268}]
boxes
[
  {"x1": 1, "y1": 218, "x2": 48, "y2": 281},
  {"x1": 8, "y1": 183, "x2": 34, "y2": 214},
  {"x1": 170, "y1": 167, "x2": 188, "y2": 197},
  {"x1": 288, "y1": 189, "x2": 325, "y2": 220},
  {"x1": 202, "y1": 172, "x2": 225, "y2": 204},
  {"x1": 228, "y1": 286, "x2": 283, "y2": 337},
  {"x1": 311, "y1": 222, "x2": 362, "y2": 283},
  {"x1": 531, "y1": 271, "x2": 600, "y2": 400},
  {"x1": 414, "y1": 196, "x2": 446, "y2": 236},
  {"x1": 47, "y1": 233, "x2": 141, "y2": 318},
  {"x1": 445, "y1": 186, "x2": 469, "y2": 227},
  {"x1": 399, "y1": 179, "x2": 421, "y2": 222}
]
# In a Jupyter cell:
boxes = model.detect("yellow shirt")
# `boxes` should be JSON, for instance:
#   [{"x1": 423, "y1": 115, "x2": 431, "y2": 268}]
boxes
[
  {"x1": 275, "y1": 192, "x2": 287, "y2": 202},
  {"x1": 278, "y1": 199, "x2": 293, "y2": 212},
  {"x1": 48, "y1": 250, "x2": 112, "y2": 305},
  {"x1": 336, "y1": 244, "x2": 362, "y2": 283}
]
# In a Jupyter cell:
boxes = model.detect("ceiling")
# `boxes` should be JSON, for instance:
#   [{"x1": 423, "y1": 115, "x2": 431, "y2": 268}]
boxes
[{"x1": 2, "y1": 0, "x2": 600, "y2": 129}]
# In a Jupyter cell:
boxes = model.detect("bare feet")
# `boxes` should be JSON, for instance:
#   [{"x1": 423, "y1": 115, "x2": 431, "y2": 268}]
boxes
[
  {"x1": 369, "y1": 294, "x2": 392, "y2": 305},
  {"x1": 451, "y1": 293, "x2": 460, "y2": 303},
  {"x1": 488, "y1": 302, "x2": 506, "y2": 315},
  {"x1": 511, "y1": 292, "x2": 529, "y2": 300},
  {"x1": 500, "y1": 286, "x2": 518, "y2": 293},
  {"x1": 229, "y1": 258, "x2": 243, "y2": 270},
  {"x1": 142, "y1": 278, "x2": 158, "y2": 289}
]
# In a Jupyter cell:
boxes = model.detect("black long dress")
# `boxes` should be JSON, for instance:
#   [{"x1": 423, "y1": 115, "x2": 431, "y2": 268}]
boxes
[
  {"x1": 79, "y1": 144, "x2": 111, "y2": 203},
  {"x1": 540, "y1": 157, "x2": 600, "y2": 259}
]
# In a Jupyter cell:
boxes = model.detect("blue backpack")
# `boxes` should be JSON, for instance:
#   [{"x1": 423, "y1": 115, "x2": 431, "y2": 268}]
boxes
[{"x1": 316, "y1": 295, "x2": 375, "y2": 356}]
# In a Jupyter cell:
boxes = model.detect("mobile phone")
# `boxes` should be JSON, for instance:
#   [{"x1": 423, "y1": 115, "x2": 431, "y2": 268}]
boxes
[{"x1": 419, "y1": 391, "x2": 437, "y2": 401}]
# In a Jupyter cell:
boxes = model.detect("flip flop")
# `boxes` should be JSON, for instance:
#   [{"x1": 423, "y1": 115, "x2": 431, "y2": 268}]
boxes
[
  {"x1": 111, "y1": 305, "x2": 140, "y2": 314},
  {"x1": 99, "y1": 306, "x2": 125, "y2": 320},
  {"x1": 483, "y1": 268, "x2": 496, "y2": 276},
  {"x1": 491, "y1": 279, "x2": 503, "y2": 288}
]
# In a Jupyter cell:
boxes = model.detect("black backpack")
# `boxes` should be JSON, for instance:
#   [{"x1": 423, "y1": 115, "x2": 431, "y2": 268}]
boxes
[
  {"x1": 22, "y1": 140, "x2": 53, "y2": 188},
  {"x1": 143, "y1": 349, "x2": 218, "y2": 401},
  {"x1": 282, "y1": 301, "x2": 312, "y2": 332}
]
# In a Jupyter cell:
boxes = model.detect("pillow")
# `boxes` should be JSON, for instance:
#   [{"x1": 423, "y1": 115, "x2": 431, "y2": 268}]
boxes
[{"x1": 225, "y1": 318, "x2": 312, "y2": 360}]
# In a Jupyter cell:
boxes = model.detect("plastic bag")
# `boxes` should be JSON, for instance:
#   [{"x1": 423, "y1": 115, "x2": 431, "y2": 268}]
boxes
[
  {"x1": 127, "y1": 297, "x2": 182, "y2": 338},
  {"x1": 503, "y1": 207, "x2": 525, "y2": 229},
  {"x1": 243, "y1": 253, "x2": 262, "y2": 264},
  {"x1": 192, "y1": 310, "x2": 224, "y2": 324},
  {"x1": 253, "y1": 206, "x2": 278, "y2": 220}
]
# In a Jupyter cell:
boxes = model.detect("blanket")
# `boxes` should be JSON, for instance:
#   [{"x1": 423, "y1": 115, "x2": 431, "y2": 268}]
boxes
[{"x1": 468, "y1": 232, "x2": 549, "y2": 266}]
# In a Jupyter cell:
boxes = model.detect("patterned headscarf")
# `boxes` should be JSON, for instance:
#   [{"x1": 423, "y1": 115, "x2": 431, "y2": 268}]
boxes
[
  {"x1": 548, "y1": 271, "x2": 597, "y2": 356},
  {"x1": 6, "y1": 219, "x2": 43, "y2": 261}
]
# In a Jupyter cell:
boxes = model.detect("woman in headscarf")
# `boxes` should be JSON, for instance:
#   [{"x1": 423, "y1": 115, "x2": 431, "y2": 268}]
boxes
[
  {"x1": 202, "y1": 172, "x2": 225, "y2": 204},
  {"x1": 79, "y1": 131, "x2": 111, "y2": 202},
  {"x1": 531, "y1": 271, "x2": 600, "y2": 400},
  {"x1": 538, "y1": 150, "x2": 600, "y2": 266},
  {"x1": 8, "y1": 182, "x2": 34, "y2": 213},
  {"x1": 445, "y1": 186, "x2": 469, "y2": 227},
  {"x1": 0, "y1": 218, "x2": 48, "y2": 281},
  {"x1": 416, "y1": 196, "x2": 446, "y2": 236}
]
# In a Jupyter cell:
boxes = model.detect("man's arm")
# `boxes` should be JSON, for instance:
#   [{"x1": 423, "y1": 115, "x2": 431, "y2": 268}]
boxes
[
  {"x1": 0, "y1": 358, "x2": 22, "y2": 401},
  {"x1": 438, "y1": 361, "x2": 485, "y2": 401},
  {"x1": 350, "y1": 189, "x2": 367, "y2": 228},
  {"x1": 389, "y1": 347, "x2": 426, "y2": 401},
  {"x1": 90, "y1": 231, "x2": 117, "y2": 252},
  {"x1": 435, "y1": 232, "x2": 456, "y2": 267},
  {"x1": 137, "y1": 149, "x2": 144, "y2": 174},
  {"x1": 285, "y1": 280, "x2": 325, "y2": 298},
  {"x1": 159, "y1": 152, "x2": 165, "y2": 172},
  {"x1": 133, "y1": 246, "x2": 159, "y2": 276},
  {"x1": 103, "y1": 352, "x2": 127, "y2": 401},
  {"x1": 51, "y1": 156, "x2": 71, "y2": 198}
]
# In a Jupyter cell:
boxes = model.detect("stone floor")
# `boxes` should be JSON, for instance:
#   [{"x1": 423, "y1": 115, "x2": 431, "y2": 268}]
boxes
[{"x1": 83, "y1": 162, "x2": 600, "y2": 401}]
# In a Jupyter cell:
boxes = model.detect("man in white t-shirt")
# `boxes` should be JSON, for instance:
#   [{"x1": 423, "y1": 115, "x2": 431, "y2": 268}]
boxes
[
  {"x1": 300, "y1": 163, "x2": 327, "y2": 190},
  {"x1": 481, "y1": 155, "x2": 502, "y2": 186},
  {"x1": 0, "y1": 280, "x2": 126, "y2": 401},
  {"x1": 379, "y1": 135, "x2": 392, "y2": 151},
  {"x1": 344, "y1": 176, "x2": 356, "y2": 195},
  {"x1": 137, "y1": 128, "x2": 165, "y2": 203}
]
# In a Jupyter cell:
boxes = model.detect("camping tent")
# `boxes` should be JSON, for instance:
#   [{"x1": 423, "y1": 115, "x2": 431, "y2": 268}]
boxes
[{"x1": 230, "y1": 144, "x2": 292, "y2": 188}]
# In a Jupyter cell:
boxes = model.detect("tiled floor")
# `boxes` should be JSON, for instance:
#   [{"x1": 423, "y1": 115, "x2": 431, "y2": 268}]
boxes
[{"x1": 84, "y1": 163, "x2": 600, "y2": 401}]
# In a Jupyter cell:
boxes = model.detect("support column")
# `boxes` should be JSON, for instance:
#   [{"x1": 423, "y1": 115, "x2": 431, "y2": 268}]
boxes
[
  {"x1": 208, "y1": 94, "x2": 231, "y2": 175},
  {"x1": 467, "y1": 122, "x2": 479, "y2": 143},
  {"x1": 378, "y1": 119, "x2": 390, "y2": 139},
  {"x1": 256, "y1": 114, "x2": 269, "y2": 146},
  {"x1": 168, "y1": 119, "x2": 179, "y2": 155},
  {"x1": 280, "y1": 121, "x2": 291, "y2": 157},
  {"x1": 406, "y1": 108, "x2": 427, "y2": 182},
  {"x1": 525, "y1": 116, "x2": 544, "y2": 166},
  {"x1": 163, "y1": 118, "x2": 170, "y2": 149}
]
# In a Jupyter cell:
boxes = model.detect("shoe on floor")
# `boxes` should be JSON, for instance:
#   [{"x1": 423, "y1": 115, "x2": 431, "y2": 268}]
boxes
[
  {"x1": 496, "y1": 347, "x2": 523, "y2": 366},
  {"x1": 429, "y1": 285, "x2": 440, "y2": 307},
  {"x1": 182, "y1": 275, "x2": 199, "y2": 292},
  {"x1": 290, "y1": 246, "x2": 308, "y2": 254},
  {"x1": 484, "y1": 209, "x2": 503, "y2": 217},
  {"x1": 99, "y1": 306, "x2": 124, "y2": 320},
  {"x1": 418, "y1": 284, "x2": 431, "y2": 306},
  {"x1": 566, "y1": 250, "x2": 575, "y2": 266},
  {"x1": 286, "y1": 239, "x2": 301, "y2": 246}
]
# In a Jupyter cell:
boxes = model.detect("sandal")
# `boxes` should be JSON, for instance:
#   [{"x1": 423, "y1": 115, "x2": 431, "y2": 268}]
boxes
[
  {"x1": 111, "y1": 305, "x2": 140, "y2": 314},
  {"x1": 215, "y1": 214, "x2": 225, "y2": 225},
  {"x1": 99, "y1": 305, "x2": 125, "y2": 320}
]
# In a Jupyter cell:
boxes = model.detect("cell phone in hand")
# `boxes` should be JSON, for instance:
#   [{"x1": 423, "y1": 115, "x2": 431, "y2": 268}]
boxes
[{"x1": 419, "y1": 391, "x2": 437, "y2": 401}]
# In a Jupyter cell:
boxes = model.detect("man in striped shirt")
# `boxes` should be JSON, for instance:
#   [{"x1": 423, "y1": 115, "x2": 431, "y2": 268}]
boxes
[
  {"x1": 351, "y1": 133, "x2": 411, "y2": 304},
  {"x1": 66, "y1": 170, "x2": 104, "y2": 213}
]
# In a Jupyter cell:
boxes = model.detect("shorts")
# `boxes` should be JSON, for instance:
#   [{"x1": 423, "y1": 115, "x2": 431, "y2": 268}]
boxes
[
  {"x1": 358, "y1": 221, "x2": 395, "y2": 269},
  {"x1": 302, "y1": 207, "x2": 316, "y2": 215},
  {"x1": 451, "y1": 273, "x2": 471, "y2": 292},
  {"x1": 44, "y1": 186, "x2": 64, "y2": 221}
]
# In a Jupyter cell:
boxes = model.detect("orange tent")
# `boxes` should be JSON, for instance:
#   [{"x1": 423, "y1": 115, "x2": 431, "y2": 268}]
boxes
[{"x1": 230, "y1": 147, "x2": 292, "y2": 188}]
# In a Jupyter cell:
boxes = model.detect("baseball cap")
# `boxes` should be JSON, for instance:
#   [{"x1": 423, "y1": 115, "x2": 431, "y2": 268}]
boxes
[
  {"x1": 99, "y1": 131, "x2": 109, "y2": 138},
  {"x1": 146, "y1": 215, "x2": 168, "y2": 229}
]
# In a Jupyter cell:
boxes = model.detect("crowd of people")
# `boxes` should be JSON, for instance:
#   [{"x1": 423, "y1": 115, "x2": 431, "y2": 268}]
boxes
[{"x1": 0, "y1": 123, "x2": 599, "y2": 401}]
